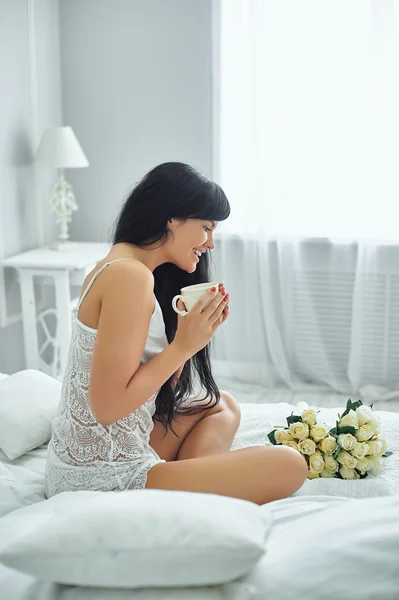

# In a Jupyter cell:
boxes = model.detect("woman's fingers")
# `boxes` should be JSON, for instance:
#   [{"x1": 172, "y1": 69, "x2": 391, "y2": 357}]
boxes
[{"x1": 209, "y1": 294, "x2": 228, "y2": 326}]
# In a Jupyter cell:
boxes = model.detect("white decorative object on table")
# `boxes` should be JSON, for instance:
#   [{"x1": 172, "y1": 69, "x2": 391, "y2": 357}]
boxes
[{"x1": 35, "y1": 127, "x2": 89, "y2": 246}]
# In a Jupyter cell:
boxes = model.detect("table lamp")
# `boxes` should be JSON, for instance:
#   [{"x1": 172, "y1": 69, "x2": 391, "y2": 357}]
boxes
[{"x1": 36, "y1": 126, "x2": 89, "y2": 246}]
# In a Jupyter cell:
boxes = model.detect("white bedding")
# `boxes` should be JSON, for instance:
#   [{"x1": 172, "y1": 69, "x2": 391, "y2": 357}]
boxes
[
  {"x1": 0, "y1": 446, "x2": 47, "y2": 519},
  {"x1": 1, "y1": 397, "x2": 398, "y2": 599}
]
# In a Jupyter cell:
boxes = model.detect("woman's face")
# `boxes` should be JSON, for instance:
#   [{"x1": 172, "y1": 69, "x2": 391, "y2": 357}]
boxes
[{"x1": 167, "y1": 218, "x2": 217, "y2": 272}]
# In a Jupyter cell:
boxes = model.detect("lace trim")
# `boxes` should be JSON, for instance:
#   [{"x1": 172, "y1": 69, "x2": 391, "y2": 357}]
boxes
[{"x1": 45, "y1": 319, "x2": 164, "y2": 496}]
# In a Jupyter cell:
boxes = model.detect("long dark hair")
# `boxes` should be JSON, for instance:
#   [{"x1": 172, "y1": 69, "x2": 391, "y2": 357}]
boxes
[{"x1": 112, "y1": 162, "x2": 230, "y2": 434}]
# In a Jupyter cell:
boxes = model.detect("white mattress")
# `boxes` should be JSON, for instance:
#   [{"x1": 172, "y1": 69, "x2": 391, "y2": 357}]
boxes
[{"x1": 1, "y1": 394, "x2": 399, "y2": 599}]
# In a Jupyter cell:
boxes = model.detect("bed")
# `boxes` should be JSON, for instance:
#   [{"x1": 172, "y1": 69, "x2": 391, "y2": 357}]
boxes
[{"x1": 1, "y1": 374, "x2": 399, "y2": 599}]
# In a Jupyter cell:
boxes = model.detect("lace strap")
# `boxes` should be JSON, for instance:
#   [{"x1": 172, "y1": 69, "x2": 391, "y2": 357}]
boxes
[{"x1": 77, "y1": 258, "x2": 131, "y2": 310}]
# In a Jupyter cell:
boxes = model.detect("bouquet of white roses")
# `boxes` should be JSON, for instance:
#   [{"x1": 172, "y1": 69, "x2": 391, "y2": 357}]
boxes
[{"x1": 267, "y1": 399, "x2": 392, "y2": 480}]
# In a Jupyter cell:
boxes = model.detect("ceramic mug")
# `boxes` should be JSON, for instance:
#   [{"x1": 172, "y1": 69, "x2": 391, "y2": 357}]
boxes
[{"x1": 172, "y1": 282, "x2": 219, "y2": 316}]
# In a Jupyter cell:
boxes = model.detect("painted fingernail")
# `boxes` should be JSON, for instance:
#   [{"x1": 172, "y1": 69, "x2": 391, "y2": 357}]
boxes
[
  {"x1": 221, "y1": 290, "x2": 226, "y2": 296},
  {"x1": 223, "y1": 295, "x2": 228, "y2": 301},
  {"x1": 210, "y1": 286, "x2": 216, "y2": 292}
]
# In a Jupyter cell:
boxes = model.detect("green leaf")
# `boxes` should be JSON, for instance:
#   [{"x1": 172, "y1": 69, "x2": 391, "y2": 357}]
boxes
[
  {"x1": 382, "y1": 451, "x2": 393, "y2": 458},
  {"x1": 356, "y1": 469, "x2": 368, "y2": 479},
  {"x1": 337, "y1": 425, "x2": 357, "y2": 435},
  {"x1": 340, "y1": 399, "x2": 363, "y2": 420},
  {"x1": 370, "y1": 403, "x2": 374, "y2": 409},
  {"x1": 286, "y1": 413, "x2": 302, "y2": 426},
  {"x1": 329, "y1": 420, "x2": 340, "y2": 436},
  {"x1": 351, "y1": 400, "x2": 363, "y2": 411},
  {"x1": 333, "y1": 443, "x2": 341, "y2": 459},
  {"x1": 267, "y1": 430, "x2": 278, "y2": 445}
]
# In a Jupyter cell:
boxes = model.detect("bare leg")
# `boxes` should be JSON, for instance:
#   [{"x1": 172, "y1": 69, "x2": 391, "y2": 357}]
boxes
[
  {"x1": 146, "y1": 445, "x2": 308, "y2": 505},
  {"x1": 149, "y1": 391, "x2": 241, "y2": 462},
  {"x1": 176, "y1": 392, "x2": 240, "y2": 460}
]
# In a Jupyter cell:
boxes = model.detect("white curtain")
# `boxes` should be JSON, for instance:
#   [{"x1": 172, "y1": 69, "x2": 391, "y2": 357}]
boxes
[{"x1": 214, "y1": 0, "x2": 399, "y2": 401}]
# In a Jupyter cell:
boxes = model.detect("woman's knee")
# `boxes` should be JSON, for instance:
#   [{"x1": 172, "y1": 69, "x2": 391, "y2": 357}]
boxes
[
  {"x1": 275, "y1": 445, "x2": 308, "y2": 492},
  {"x1": 219, "y1": 390, "x2": 241, "y2": 422}
]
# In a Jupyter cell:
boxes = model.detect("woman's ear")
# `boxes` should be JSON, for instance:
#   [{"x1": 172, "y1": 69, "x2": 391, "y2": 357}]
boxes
[{"x1": 167, "y1": 218, "x2": 180, "y2": 233}]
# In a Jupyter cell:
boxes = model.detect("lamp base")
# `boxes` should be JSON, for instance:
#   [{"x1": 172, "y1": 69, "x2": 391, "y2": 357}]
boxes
[{"x1": 49, "y1": 172, "x2": 78, "y2": 243}]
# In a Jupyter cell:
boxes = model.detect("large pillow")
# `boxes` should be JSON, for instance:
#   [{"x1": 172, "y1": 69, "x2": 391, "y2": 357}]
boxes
[
  {"x1": 0, "y1": 370, "x2": 61, "y2": 460},
  {"x1": 0, "y1": 489, "x2": 271, "y2": 588},
  {"x1": 248, "y1": 495, "x2": 399, "y2": 600}
]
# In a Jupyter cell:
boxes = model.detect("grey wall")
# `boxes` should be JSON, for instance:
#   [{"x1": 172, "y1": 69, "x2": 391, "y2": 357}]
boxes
[
  {"x1": 0, "y1": 0, "x2": 62, "y2": 374},
  {"x1": 59, "y1": 0, "x2": 213, "y2": 242}
]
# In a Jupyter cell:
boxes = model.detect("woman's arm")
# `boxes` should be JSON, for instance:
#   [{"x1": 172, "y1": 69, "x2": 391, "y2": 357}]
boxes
[
  {"x1": 171, "y1": 363, "x2": 185, "y2": 390},
  {"x1": 88, "y1": 262, "x2": 190, "y2": 426}
]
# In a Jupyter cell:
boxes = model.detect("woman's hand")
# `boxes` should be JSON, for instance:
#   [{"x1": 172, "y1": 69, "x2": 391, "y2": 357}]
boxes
[
  {"x1": 173, "y1": 285, "x2": 229, "y2": 356},
  {"x1": 218, "y1": 283, "x2": 229, "y2": 325}
]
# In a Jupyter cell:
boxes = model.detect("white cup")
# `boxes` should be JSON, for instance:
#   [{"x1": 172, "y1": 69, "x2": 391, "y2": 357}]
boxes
[{"x1": 172, "y1": 282, "x2": 219, "y2": 316}]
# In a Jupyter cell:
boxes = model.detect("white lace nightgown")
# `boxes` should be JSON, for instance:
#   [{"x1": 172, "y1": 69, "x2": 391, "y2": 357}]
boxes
[{"x1": 44, "y1": 259, "x2": 168, "y2": 497}]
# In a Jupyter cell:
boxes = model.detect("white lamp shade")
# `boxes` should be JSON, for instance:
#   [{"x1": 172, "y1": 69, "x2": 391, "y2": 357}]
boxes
[{"x1": 36, "y1": 126, "x2": 89, "y2": 168}]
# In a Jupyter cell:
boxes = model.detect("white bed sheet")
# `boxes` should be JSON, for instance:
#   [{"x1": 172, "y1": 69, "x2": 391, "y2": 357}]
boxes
[{"x1": 1, "y1": 395, "x2": 399, "y2": 599}]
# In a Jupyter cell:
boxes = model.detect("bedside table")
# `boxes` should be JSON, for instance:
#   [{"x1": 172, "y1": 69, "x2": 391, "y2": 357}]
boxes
[{"x1": 1, "y1": 242, "x2": 109, "y2": 378}]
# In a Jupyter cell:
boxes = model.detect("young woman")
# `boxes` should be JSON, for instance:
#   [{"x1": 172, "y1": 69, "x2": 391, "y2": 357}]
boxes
[{"x1": 45, "y1": 162, "x2": 307, "y2": 504}]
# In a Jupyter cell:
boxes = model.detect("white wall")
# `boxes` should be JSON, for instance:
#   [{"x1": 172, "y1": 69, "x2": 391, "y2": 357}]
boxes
[
  {"x1": 0, "y1": 0, "x2": 213, "y2": 374},
  {"x1": 0, "y1": 0, "x2": 62, "y2": 373},
  {"x1": 59, "y1": 0, "x2": 213, "y2": 242}
]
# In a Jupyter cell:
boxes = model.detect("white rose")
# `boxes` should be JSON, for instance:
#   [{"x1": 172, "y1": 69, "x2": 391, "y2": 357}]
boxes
[
  {"x1": 337, "y1": 450, "x2": 358, "y2": 470},
  {"x1": 366, "y1": 440, "x2": 383, "y2": 456},
  {"x1": 301, "y1": 408, "x2": 317, "y2": 427},
  {"x1": 321, "y1": 468, "x2": 335, "y2": 478},
  {"x1": 369, "y1": 456, "x2": 381, "y2": 476},
  {"x1": 309, "y1": 451, "x2": 325, "y2": 474},
  {"x1": 318, "y1": 436, "x2": 337, "y2": 456},
  {"x1": 356, "y1": 457, "x2": 372, "y2": 474},
  {"x1": 324, "y1": 455, "x2": 339, "y2": 472},
  {"x1": 351, "y1": 442, "x2": 369, "y2": 459},
  {"x1": 283, "y1": 440, "x2": 300, "y2": 452},
  {"x1": 289, "y1": 421, "x2": 309, "y2": 441},
  {"x1": 339, "y1": 466, "x2": 360, "y2": 480},
  {"x1": 368, "y1": 416, "x2": 381, "y2": 435},
  {"x1": 356, "y1": 405, "x2": 372, "y2": 426},
  {"x1": 356, "y1": 424, "x2": 374, "y2": 442},
  {"x1": 339, "y1": 410, "x2": 358, "y2": 429},
  {"x1": 308, "y1": 470, "x2": 320, "y2": 479},
  {"x1": 298, "y1": 438, "x2": 317, "y2": 455},
  {"x1": 378, "y1": 438, "x2": 388, "y2": 456},
  {"x1": 338, "y1": 433, "x2": 357, "y2": 451},
  {"x1": 309, "y1": 424, "x2": 328, "y2": 443},
  {"x1": 275, "y1": 429, "x2": 293, "y2": 444}
]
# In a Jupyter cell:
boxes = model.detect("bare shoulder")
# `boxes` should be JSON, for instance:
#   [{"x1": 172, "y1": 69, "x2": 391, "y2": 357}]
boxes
[
  {"x1": 99, "y1": 258, "x2": 154, "y2": 291},
  {"x1": 82, "y1": 257, "x2": 153, "y2": 293},
  {"x1": 98, "y1": 259, "x2": 155, "y2": 317},
  {"x1": 78, "y1": 258, "x2": 154, "y2": 330}
]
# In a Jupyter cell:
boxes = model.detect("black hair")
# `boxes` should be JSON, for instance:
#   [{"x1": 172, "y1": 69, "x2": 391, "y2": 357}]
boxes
[{"x1": 112, "y1": 162, "x2": 230, "y2": 434}]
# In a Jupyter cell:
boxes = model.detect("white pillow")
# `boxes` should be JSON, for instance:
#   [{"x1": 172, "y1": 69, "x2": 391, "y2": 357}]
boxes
[
  {"x1": 0, "y1": 370, "x2": 61, "y2": 460},
  {"x1": 0, "y1": 490, "x2": 271, "y2": 588},
  {"x1": 250, "y1": 495, "x2": 399, "y2": 599}
]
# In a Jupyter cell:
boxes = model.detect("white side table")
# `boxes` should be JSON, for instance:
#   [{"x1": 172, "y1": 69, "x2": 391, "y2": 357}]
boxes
[{"x1": 1, "y1": 242, "x2": 109, "y2": 378}]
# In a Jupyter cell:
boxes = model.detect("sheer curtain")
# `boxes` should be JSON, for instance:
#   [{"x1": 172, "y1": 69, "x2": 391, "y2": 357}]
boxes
[{"x1": 214, "y1": 0, "x2": 399, "y2": 401}]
